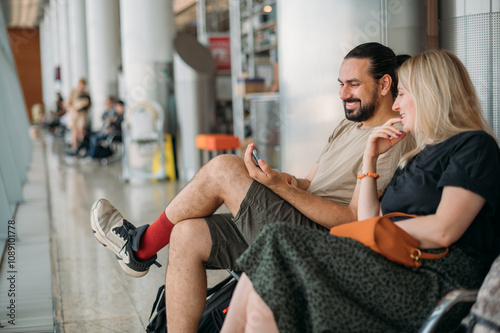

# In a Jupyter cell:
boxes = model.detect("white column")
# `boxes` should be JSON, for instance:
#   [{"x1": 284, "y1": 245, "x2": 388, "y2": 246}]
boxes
[
  {"x1": 120, "y1": 0, "x2": 174, "y2": 112},
  {"x1": 49, "y1": 0, "x2": 61, "y2": 94},
  {"x1": 40, "y1": 16, "x2": 55, "y2": 115},
  {"x1": 68, "y1": 0, "x2": 88, "y2": 86},
  {"x1": 57, "y1": 0, "x2": 72, "y2": 98},
  {"x1": 174, "y1": 34, "x2": 216, "y2": 181},
  {"x1": 85, "y1": 0, "x2": 121, "y2": 131}
]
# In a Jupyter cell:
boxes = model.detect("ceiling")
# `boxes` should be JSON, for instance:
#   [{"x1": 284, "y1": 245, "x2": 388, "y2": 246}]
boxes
[
  {"x1": 0, "y1": 0, "x2": 49, "y2": 28},
  {"x1": 0, "y1": 0, "x2": 210, "y2": 29}
]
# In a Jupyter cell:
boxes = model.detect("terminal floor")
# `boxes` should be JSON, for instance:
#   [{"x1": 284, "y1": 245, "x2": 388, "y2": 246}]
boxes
[{"x1": 8, "y1": 135, "x2": 229, "y2": 332}]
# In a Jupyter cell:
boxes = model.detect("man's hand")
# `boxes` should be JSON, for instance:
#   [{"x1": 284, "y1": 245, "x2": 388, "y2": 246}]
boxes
[
  {"x1": 244, "y1": 143, "x2": 286, "y2": 190},
  {"x1": 280, "y1": 172, "x2": 298, "y2": 187}
]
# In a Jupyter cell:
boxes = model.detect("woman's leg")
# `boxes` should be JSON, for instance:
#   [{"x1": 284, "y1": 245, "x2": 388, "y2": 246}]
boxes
[
  {"x1": 236, "y1": 223, "x2": 486, "y2": 332},
  {"x1": 221, "y1": 274, "x2": 279, "y2": 333}
]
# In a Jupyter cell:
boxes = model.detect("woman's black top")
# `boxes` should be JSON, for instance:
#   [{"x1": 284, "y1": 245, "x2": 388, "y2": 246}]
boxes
[{"x1": 381, "y1": 130, "x2": 500, "y2": 264}]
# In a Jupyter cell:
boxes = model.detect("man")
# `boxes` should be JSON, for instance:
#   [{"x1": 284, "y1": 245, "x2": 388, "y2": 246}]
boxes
[
  {"x1": 87, "y1": 99, "x2": 124, "y2": 159},
  {"x1": 91, "y1": 42, "x2": 414, "y2": 331}
]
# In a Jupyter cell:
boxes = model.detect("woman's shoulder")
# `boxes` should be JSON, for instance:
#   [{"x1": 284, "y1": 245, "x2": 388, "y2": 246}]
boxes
[
  {"x1": 438, "y1": 131, "x2": 500, "y2": 174},
  {"x1": 418, "y1": 131, "x2": 499, "y2": 166},
  {"x1": 451, "y1": 130, "x2": 496, "y2": 142},
  {"x1": 443, "y1": 130, "x2": 499, "y2": 152}
]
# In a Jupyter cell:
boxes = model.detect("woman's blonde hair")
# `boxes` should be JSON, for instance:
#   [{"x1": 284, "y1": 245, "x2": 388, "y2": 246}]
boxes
[{"x1": 397, "y1": 49, "x2": 496, "y2": 166}]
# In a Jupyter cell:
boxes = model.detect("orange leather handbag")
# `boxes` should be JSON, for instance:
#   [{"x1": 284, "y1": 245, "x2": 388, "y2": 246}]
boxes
[{"x1": 330, "y1": 212, "x2": 449, "y2": 268}]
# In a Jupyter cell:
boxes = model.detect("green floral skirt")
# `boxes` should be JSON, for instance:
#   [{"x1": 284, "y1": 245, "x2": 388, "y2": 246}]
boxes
[{"x1": 237, "y1": 222, "x2": 488, "y2": 333}]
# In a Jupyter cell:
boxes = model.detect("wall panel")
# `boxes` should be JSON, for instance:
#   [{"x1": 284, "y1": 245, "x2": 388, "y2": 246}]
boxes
[{"x1": 277, "y1": 0, "x2": 426, "y2": 175}]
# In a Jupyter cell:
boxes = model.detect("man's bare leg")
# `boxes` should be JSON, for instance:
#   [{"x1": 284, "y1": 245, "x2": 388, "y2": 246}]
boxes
[
  {"x1": 166, "y1": 218, "x2": 212, "y2": 332},
  {"x1": 90, "y1": 154, "x2": 254, "y2": 277},
  {"x1": 166, "y1": 154, "x2": 253, "y2": 223}
]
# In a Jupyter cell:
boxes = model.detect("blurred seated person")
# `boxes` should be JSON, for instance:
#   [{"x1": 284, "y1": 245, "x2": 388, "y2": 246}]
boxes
[
  {"x1": 70, "y1": 96, "x2": 113, "y2": 157},
  {"x1": 45, "y1": 92, "x2": 66, "y2": 135},
  {"x1": 101, "y1": 96, "x2": 117, "y2": 127},
  {"x1": 87, "y1": 99, "x2": 124, "y2": 159}
]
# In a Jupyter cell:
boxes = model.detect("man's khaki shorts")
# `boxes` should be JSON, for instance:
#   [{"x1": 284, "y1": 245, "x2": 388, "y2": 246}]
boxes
[{"x1": 204, "y1": 181, "x2": 328, "y2": 271}]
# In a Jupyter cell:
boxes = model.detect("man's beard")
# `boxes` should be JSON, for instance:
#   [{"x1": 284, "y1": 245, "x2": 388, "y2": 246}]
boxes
[{"x1": 344, "y1": 89, "x2": 379, "y2": 122}]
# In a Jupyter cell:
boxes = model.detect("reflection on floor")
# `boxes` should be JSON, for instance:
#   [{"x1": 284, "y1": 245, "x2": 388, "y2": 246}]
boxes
[{"x1": 45, "y1": 135, "x2": 228, "y2": 332}]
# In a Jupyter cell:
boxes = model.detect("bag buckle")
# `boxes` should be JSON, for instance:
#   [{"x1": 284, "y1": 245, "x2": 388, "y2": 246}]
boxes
[{"x1": 410, "y1": 249, "x2": 422, "y2": 266}]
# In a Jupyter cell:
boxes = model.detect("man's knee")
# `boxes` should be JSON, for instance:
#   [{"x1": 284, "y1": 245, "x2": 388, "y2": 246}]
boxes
[
  {"x1": 170, "y1": 219, "x2": 212, "y2": 261},
  {"x1": 204, "y1": 154, "x2": 247, "y2": 177}
]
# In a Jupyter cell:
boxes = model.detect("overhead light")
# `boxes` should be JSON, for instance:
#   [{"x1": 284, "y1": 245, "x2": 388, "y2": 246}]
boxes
[
  {"x1": 263, "y1": 5, "x2": 272, "y2": 13},
  {"x1": 26, "y1": 3, "x2": 39, "y2": 27},
  {"x1": 11, "y1": 1, "x2": 21, "y2": 25}
]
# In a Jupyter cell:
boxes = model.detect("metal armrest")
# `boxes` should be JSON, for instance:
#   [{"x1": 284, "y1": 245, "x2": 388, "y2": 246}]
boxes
[
  {"x1": 228, "y1": 270, "x2": 242, "y2": 281},
  {"x1": 419, "y1": 289, "x2": 479, "y2": 333}
]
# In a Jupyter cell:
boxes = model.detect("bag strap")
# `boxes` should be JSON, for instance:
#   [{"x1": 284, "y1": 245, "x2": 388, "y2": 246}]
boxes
[
  {"x1": 383, "y1": 212, "x2": 449, "y2": 262},
  {"x1": 206, "y1": 274, "x2": 235, "y2": 297},
  {"x1": 384, "y1": 212, "x2": 418, "y2": 219},
  {"x1": 148, "y1": 285, "x2": 165, "y2": 321},
  {"x1": 416, "y1": 247, "x2": 449, "y2": 261}
]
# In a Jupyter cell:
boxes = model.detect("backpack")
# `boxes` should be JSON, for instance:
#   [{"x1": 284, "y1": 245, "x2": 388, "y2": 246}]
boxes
[
  {"x1": 146, "y1": 285, "x2": 166, "y2": 333},
  {"x1": 146, "y1": 274, "x2": 239, "y2": 333}
]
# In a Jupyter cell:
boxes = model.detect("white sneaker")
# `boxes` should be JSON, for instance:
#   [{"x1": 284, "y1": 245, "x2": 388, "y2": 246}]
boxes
[{"x1": 90, "y1": 199, "x2": 161, "y2": 277}]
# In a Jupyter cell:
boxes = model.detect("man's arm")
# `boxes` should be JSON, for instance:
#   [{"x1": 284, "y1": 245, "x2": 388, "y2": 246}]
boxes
[
  {"x1": 245, "y1": 144, "x2": 365, "y2": 229},
  {"x1": 268, "y1": 180, "x2": 383, "y2": 229},
  {"x1": 275, "y1": 181, "x2": 360, "y2": 229},
  {"x1": 279, "y1": 163, "x2": 318, "y2": 191}
]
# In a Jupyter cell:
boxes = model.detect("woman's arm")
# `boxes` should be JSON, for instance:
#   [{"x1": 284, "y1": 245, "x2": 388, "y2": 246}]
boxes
[
  {"x1": 358, "y1": 118, "x2": 407, "y2": 220},
  {"x1": 396, "y1": 186, "x2": 486, "y2": 248}
]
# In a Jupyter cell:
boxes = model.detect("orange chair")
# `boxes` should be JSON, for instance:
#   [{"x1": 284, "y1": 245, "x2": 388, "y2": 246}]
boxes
[{"x1": 196, "y1": 134, "x2": 240, "y2": 163}]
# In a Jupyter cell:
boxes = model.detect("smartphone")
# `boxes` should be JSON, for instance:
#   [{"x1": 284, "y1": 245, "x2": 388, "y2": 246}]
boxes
[{"x1": 252, "y1": 149, "x2": 260, "y2": 167}]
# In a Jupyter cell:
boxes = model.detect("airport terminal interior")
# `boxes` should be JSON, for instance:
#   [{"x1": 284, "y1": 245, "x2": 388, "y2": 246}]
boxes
[{"x1": 0, "y1": 0, "x2": 499, "y2": 332}]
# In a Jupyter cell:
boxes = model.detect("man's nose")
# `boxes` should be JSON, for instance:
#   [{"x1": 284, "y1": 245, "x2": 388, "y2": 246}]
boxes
[{"x1": 339, "y1": 87, "x2": 351, "y2": 100}]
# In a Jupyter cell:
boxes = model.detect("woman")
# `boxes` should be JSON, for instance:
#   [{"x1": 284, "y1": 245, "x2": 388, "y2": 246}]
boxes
[
  {"x1": 221, "y1": 50, "x2": 500, "y2": 332},
  {"x1": 66, "y1": 78, "x2": 91, "y2": 155}
]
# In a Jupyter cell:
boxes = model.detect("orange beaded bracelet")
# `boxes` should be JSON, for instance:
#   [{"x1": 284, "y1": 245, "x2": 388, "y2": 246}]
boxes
[{"x1": 357, "y1": 172, "x2": 380, "y2": 180}]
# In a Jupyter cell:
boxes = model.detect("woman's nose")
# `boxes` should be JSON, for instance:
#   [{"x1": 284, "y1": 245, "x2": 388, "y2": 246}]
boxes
[{"x1": 392, "y1": 97, "x2": 400, "y2": 112}]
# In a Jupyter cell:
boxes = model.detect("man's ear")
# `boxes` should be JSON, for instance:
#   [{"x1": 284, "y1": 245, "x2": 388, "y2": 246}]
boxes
[{"x1": 379, "y1": 74, "x2": 392, "y2": 96}]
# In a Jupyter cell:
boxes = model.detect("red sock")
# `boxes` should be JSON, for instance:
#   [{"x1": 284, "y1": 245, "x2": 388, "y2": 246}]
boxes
[{"x1": 135, "y1": 211, "x2": 174, "y2": 260}]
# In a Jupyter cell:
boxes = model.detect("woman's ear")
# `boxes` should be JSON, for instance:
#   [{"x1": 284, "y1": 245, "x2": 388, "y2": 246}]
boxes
[{"x1": 379, "y1": 74, "x2": 392, "y2": 96}]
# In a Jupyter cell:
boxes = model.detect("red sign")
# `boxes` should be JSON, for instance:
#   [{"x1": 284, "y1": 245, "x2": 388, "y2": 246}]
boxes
[{"x1": 208, "y1": 35, "x2": 231, "y2": 72}]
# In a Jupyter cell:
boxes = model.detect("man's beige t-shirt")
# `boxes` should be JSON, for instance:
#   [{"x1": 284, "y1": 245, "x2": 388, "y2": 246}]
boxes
[{"x1": 307, "y1": 119, "x2": 415, "y2": 205}]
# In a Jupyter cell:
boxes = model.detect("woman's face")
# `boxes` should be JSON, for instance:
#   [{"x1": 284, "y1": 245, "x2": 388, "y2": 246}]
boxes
[{"x1": 392, "y1": 83, "x2": 416, "y2": 133}]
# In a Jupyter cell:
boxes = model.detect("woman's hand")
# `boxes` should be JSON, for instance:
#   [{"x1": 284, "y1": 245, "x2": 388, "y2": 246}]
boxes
[
  {"x1": 365, "y1": 118, "x2": 407, "y2": 160},
  {"x1": 244, "y1": 143, "x2": 286, "y2": 190}
]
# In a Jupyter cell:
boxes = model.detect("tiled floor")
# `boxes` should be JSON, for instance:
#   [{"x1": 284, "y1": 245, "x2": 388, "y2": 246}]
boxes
[{"x1": 5, "y1": 134, "x2": 229, "y2": 332}]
